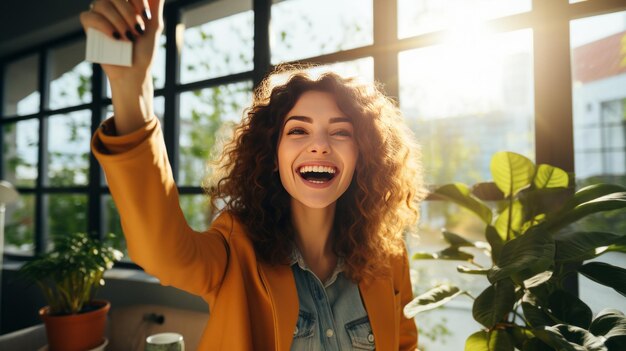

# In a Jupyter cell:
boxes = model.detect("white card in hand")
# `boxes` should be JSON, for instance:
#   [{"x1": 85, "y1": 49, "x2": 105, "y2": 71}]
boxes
[{"x1": 85, "y1": 28, "x2": 132, "y2": 67}]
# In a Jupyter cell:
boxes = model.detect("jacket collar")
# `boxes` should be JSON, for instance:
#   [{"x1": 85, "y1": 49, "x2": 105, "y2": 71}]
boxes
[
  {"x1": 359, "y1": 277, "x2": 396, "y2": 350},
  {"x1": 259, "y1": 261, "x2": 396, "y2": 351},
  {"x1": 259, "y1": 261, "x2": 299, "y2": 351}
]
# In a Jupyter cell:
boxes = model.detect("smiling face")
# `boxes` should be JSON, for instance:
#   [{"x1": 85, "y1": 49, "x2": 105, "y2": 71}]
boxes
[{"x1": 277, "y1": 90, "x2": 359, "y2": 210}]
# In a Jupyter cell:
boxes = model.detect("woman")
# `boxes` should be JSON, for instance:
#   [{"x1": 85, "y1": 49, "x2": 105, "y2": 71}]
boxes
[{"x1": 82, "y1": 0, "x2": 425, "y2": 350}]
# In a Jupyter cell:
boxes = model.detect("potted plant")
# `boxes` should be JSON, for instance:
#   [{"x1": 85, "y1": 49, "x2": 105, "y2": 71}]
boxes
[
  {"x1": 405, "y1": 151, "x2": 626, "y2": 350},
  {"x1": 20, "y1": 232, "x2": 123, "y2": 351}
]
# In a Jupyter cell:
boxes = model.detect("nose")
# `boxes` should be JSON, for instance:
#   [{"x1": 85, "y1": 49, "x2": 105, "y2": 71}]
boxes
[{"x1": 308, "y1": 134, "x2": 330, "y2": 154}]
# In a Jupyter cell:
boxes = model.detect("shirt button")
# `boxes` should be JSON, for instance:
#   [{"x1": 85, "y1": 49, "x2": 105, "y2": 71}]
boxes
[
  {"x1": 293, "y1": 326, "x2": 299, "y2": 335},
  {"x1": 368, "y1": 333, "x2": 375, "y2": 343},
  {"x1": 326, "y1": 329, "x2": 334, "y2": 338}
]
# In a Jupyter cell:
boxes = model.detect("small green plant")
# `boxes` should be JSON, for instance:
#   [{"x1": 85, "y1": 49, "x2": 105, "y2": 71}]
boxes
[
  {"x1": 20, "y1": 232, "x2": 123, "y2": 315},
  {"x1": 405, "y1": 151, "x2": 626, "y2": 350}
]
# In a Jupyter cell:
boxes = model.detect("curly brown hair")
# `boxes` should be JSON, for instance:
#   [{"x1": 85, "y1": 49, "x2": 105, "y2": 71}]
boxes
[{"x1": 206, "y1": 67, "x2": 425, "y2": 282}]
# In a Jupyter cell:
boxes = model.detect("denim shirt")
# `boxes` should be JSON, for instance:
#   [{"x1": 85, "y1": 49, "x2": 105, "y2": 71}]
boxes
[{"x1": 290, "y1": 247, "x2": 376, "y2": 351}]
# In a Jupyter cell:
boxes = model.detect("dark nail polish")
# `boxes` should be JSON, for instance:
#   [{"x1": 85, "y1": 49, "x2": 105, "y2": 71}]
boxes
[
  {"x1": 113, "y1": 31, "x2": 122, "y2": 40},
  {"x1": 125, "y1": 30, "x2": 136, "y2": 42},
  {"x1": 135, "y1": 23, "x2": 145, "y2": 35},
  {"x1": 142, "y1": 8, "x2": 152, "y2": 21}
]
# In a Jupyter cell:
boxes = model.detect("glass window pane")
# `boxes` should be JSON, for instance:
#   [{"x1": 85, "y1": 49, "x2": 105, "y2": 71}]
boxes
[
  {"x1": 46, "y1": 194, "x2": 88, "y2": 250},
  {"x1": 572, "y1": 11, "x2": 626, "y2": 179},
  {"x1": 3, "y1": 194, "x2": 35, "y2": 256},
  {"x1": 309, "y1": 58, "x2": 374, "y2": 82},
  {"x1": 3, "y1": 54, "x2": 40, "y2": 116},
  {"x1": 2, "y1": 119, "x2": 39, "y2": 187},
  {"x1": 574, "y1": 125, "x2": 602, "y2": 152},
  {"x1": 179, "y1": 81, "x2": 253, "y2": 186},
  {"x1": 571, "y1": 11, "x2": 626, "y2": 315},
  {"x1": 271, "y1": 0, "x2": 373, "y2": 64},
  {"x1": 180, "y1": 194, "x2": 212, "y2": 232},
  {"x1": 47, "y1": 110, "x2": 91, "y2": 186},
  {"x1": 154, "y1": 96, "x2": 165, "y2": 125},
  {"x1": 153, "y1": 34, "x2": 167, "y2": 89},
  {"x1": 180, "y1": 0, "x2": 253, "y2": 83},
  {"x1": 269, "y1": 58, "x2": 374, "y2": 88},
  {"x1": 102, "y1": 195, "x2": 131, "y2": 262},
  {"x1": 49, "y1": 40, "x2": 92, "y2": 110},
  {"x1": 399, "y1": 29, "x2": 534, "y2": 185},
  {"x1": 398, "y1": 0, "x2": 531, "y2": 39}
]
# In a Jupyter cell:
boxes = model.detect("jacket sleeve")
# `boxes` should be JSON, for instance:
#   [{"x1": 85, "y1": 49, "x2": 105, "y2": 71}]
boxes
[
  {"x1": 91, "y1": 117, "x2": 228, "y2": 296},
  {"x1": 399, "y1": 249, "x2": 419, "y2": 351}
]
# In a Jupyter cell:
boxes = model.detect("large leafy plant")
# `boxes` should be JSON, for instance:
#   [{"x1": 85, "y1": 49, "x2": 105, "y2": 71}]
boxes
[
  {"x1": 405, "y1": 151, "x2": 626, "y2": 350},
  {"x1": 20, "y1": 232, "x2": 123, "y2": 315}
]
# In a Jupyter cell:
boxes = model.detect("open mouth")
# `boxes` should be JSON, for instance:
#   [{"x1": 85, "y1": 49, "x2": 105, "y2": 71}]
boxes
[{"x1": 297, "y1": 165, "x2": 338, "y2": 184}]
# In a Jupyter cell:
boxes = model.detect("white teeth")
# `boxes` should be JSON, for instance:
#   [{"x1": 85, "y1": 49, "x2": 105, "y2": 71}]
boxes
[{"x1": 298, "y1": 165, "x2": 336, "y2": 174}]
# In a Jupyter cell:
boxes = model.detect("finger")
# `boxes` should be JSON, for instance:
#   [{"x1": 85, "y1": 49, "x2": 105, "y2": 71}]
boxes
[
  {"x1": 146, "y1": 0, "x2": 165, "y2": 26},
  {"x1": 80, "y1": 11, "x2": 123, "y2": 41},
  {"x1": 90, "y1": 0, "x2": 135, "y2": 42},
  {"x1": 129, "y1": 0, "x2": 152, "y2": 22},
  {"x1": 109, "y1": 0, "x2": 146, "y2": 38},
  {"x1": 130, "y1": 0, "x2": 165, "y2": 37}
]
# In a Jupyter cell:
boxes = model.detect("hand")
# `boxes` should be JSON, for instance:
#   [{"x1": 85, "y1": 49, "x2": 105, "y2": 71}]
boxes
[{"x1": 79, "y1": 0, "x2": 164, "y2": 83}]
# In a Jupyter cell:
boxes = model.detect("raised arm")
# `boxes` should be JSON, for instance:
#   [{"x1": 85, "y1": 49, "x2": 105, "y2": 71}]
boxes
[
  {"x1": 80, "y1": 0, "x2": 163, "y2": 135},
  {"x1": 83, "y1": 0, "x2": 229, "y2": 296}
]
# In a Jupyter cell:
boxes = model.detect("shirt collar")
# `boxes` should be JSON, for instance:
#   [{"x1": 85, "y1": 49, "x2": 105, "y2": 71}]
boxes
[{"x1": 290, "y1": 244, "x2": 345, "y2": 288}]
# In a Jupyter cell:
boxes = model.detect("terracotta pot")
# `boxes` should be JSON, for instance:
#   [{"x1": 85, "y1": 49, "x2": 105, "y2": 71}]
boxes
[{"x1": 39, "y1": 300, "x2": 110, "y2": 351}]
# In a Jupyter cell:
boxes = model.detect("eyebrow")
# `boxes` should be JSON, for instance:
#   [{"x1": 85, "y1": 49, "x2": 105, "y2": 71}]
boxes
[{"x1": 283, "y1": 115, "x2": 352, "y2": 125}]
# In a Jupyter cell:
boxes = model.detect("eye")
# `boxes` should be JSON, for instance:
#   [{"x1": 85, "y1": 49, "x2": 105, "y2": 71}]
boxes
[
  {"x1": 332, "y1": 129, "x2": 353, "y2": 137},
  {"x1": 287, "y1": 127, "x2": 307, "y2": 135}
]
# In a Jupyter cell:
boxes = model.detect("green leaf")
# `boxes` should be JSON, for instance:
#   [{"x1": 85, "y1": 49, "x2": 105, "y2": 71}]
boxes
[
  {"x1": 579, "y1": 262, "x2": 626, "y2": 297},
  {"x1": 605, "y1": 331, "x2": 626, "y2": 349},
  {"x1": 589, "y1": 309, "x2": 626, "y2": 349},
  {"x1": 457, "y1": 265, "x2": 490, "y2": 275},
  {"x1": 442, "y1": 230, "x2": 475, "y2": 248},
  {"x1": 564, "y1": 191, "x2": 626, "y2": 225},
  {"x1": 403, "y1": 284, "x2": 464, "y2": 318},
  {"x1": 486, "y1": 225, "x2": 504, "y2": 264},
  {"x1": 473, "y1": 279, "x2": 516, "y2": 328},
  {"x1": 433, "y1": 183, "x2": 493, "y2": 224},
  {"x1": 548, "y1": 289, "x2": 592, "y2": 329},
  {"x1": 488, "y1": 226, "x2": 555, "y2": 283},
  {"x1": 522, "y1": 338, "x2": 554, "y2": 351},
  {"x1": 547, "y1": 185, "x2": 626, "y2": 231},
  {"x1": 472, "y1": 182, "x2": 504, "y2": 201},
  {"x1": 465, "y1": 330, "x2": 514, "y2": 351},
  {"x1": 412, "y1": 252, "x2": 438, "y2": 260},
  {"x1": 522, "y1": 294, "x2": 554, "y2": 327},
  {"x1": 569, "y1": 184, "x2": 626, "y2": 208},
  {"x1": 555, "y1": 231, "x2": 625, "y2": 263},
  {"x1": 523, "y1": 271, "x2": 553, "y2": 289},
  {"x1": 590, "y1": 309, "x2": 626, "y2": 338},
  {"x1": 412, "y1": 247, "x2": 474, "y2": 261},
  {"x1": 490, "y1": 151, "x2": 535, "y2": 198},
  {"x1": 534, "y1": 324, "x2": 607, "y2": 351},
  {"x1": 518, "y1": 187, "x2": 570, "y2": 223},
  {"x1": 494, "y1": 200, "x2": 523, "y2": 241},
  {"x1": 534, "y1": 164, "x2": 569, "y2": 189},
  {"x1": 606, "y1": 243, "x2": 626, "y2": 254},
  {"x1": 509, "y1": 325, "x2": 535, "y2": 350}
]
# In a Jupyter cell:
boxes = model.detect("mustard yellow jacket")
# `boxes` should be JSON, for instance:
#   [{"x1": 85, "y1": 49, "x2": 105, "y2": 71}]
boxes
[{"x1": 92, "y1": 117, "x2": 418, "y2": 350}]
